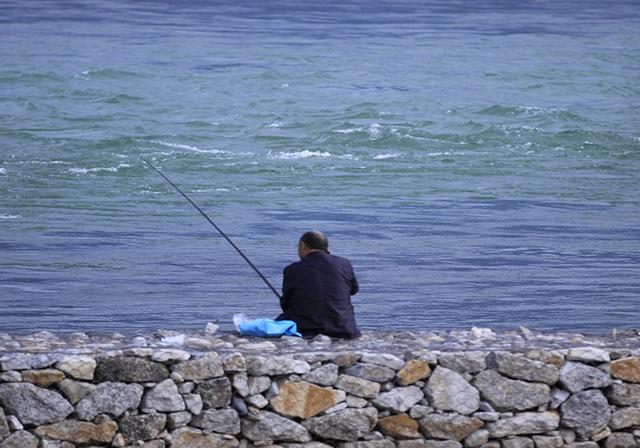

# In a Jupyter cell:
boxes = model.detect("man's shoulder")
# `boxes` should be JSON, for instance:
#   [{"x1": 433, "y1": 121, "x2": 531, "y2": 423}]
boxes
[
  {"x1": 329, "y1": 253, "x2": 353, "y2": 267},
  {"x1": 284, "y1": 260, "x2": 304, "y2": 273}
]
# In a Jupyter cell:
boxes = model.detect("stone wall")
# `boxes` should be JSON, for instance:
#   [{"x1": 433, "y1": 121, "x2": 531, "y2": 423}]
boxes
[{"x1": 1, "y1": 333, "x2": 640, "y2": 448}]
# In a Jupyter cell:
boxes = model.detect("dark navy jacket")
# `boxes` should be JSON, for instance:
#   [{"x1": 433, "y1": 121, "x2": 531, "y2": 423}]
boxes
[{"x1": 276, "y1": 251, "x2": 360, "y2": 339}]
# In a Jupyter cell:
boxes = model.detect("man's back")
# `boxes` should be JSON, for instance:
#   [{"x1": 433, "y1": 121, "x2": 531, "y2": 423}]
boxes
[{"x1": 278, "y1": 250, "x2": 360, "y2": 339}]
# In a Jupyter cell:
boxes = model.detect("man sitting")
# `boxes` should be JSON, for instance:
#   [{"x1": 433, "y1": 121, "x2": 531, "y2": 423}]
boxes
[{"x1": 276, "y1": 231, "x2": 360, "y2": 339}]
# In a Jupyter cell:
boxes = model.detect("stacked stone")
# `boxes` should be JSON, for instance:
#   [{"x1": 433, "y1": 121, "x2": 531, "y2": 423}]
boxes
[{"x1": 0, "y1": 343, "x2": 639, "y2": 447}]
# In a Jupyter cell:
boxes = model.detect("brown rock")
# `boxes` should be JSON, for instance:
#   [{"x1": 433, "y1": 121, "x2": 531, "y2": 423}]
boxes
[
  {"x1": 35, "y1": 419, "x2": 118, "y2": 444},
  {"x1": 396, "y1": 360, "x2": 431, "y2": 386},
  {"x1": 21, "y1": 369, "x2": 65, "y2": 387},
  {"x1": 270, "y1": 381, "x2": 342, "y2": 418},
  {"x1": 420, "y1": 413, "x2": 484, "y2": 441},
  {"x1": 378, "y1": 413, "x2": 421, "y2": 439},
  {"x1": 172, "y1": 428, "x2": 239, "y2": 448},
  {"x1": 610, "y1": 357, "x2": 640, "y2": 383}
]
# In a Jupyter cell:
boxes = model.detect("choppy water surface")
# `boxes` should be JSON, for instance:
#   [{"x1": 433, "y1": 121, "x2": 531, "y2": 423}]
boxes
[{"x1": 1, "y1": 0, "x2": 639, "y2": 333}]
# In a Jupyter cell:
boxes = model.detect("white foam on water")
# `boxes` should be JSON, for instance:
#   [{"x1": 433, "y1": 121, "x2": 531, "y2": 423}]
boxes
[
  {"x1": 368, "y1": 123, "x2": 382, "y2": 138},
  {"x1": 267, "y1": 121, "x2": 282, "y2": 128},
  {"x1": 373, "y1": 153, "x2": 400, "y2": 160},
  {"x1": 150, "y1": 140, "x2": 250, "y2": 156},
  {"x1": 0, "y1": 214, "x2": 21, "y2": 219},
  {"x1": 334, "y1": 127, "x2": 363, "y2": 134},
  {"x1": 68, "y1": 163, "x2": 130, "y2": 174},
  {"x1": 0, "y1": 168, "x2": 6, "y2": 175},
  {"x1": 271, "y1": 150, "x2": 333, "y2": 159}
]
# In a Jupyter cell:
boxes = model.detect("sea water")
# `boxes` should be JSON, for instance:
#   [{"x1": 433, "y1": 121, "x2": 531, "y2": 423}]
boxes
[{"x1": 1, "y1": 0, "x2": 639, "y2": 332}]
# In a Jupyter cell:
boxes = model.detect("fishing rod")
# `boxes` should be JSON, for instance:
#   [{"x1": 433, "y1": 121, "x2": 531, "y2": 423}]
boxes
[{"x1": 142, "y1": 158, "x2": 282, "y2": 300}]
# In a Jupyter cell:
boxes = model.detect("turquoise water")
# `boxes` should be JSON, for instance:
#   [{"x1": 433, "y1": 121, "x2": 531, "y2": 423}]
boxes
[{"x1": 1, "y1": 0, "x2": 639, "y2": 332}]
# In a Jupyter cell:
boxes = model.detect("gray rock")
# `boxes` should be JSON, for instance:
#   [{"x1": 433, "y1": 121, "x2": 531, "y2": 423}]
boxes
[
  {"x1": 550, "y1": 387, "x2": 570, "y2": 409},
  {"x1": 438, "y1": 352, "x2": 486, "y2": 373},
  {"x1": 222, "y1": 352, "x2": 246, "y2": 372},
  {"x1": 607, "y1": 383, "x2": 640, "y2": 406},
  {"x1": 246, "y1": 393, "x2": 269, "y2": 408},
  {"x1": 57, "y1": 379, "x2": 96, "y2": 404},
  {"x1": 120, "y1": 413, "x2": 167, "y2": 443},
  {"x1": 0, "y1": 408, "x2": 8, "y2": 440},
  {"x1": 196, "y1": 376, "x2": 232, "y2": 408},
  {"x1": 0, "y1": 353, "x2": 56, "y2": 371},
  {"x1": 559, "y1": 362, "x2": 612, "y2": 393},
  {"x1": 167, "y1": 411, "x2": 192, "y2": 429},
  {"x1": 142, "y1": 378, "x2": 185, "y2": 412},
  {"x1": 94, "y1": 356, "x2": 169, "y2": 382},
  {"x1": 609, "y1": 407, "x2": 640, "y2": 430},
  {"x1": 472, "y1": 411, "x2": 499, "y2": 422},
  {"x1": 75, "y1": 381, "x2": 143, "y2": 420},
  {"x1": 5, "y1": 416, "x2": 21, "y2": 431},
  {"x1": 248, "y1": 375, "x2": 271, "y2": 395},
  {"x1": 567, "y1": 347, "x2": 610, "y2": 363},
  {"x1": 605, "y1": 432, "x2": 637, "y2": 448},
  {"x1": 424, "y1": 366, "x2": 479, "y2": 415},
  {"x1": 560, "y1": 389, "x2": 611, "y2": 438},
  {"x1": 303, "y1": 407, "x2": 378, "y2": 441},
  {"x1": 245, "y1": 355, "x2": 310, "y2": 376},
  {"x1": 173, "y1": 352, "x2": 224, "y2": 380},
  {"x1": 242, "y1": 410, "x2": 311, "y2": 442},
  {"x1": 345, "y1": 363, "x2": 396, "y2": 383},
  {"x1": 0, "y1": 372, "x2": 20, "y2": 382},
  {"x1": 532, "y1": 435, "x2": 564, "y2": 448},
  {"x1": 423, "y1": 441, "x2": 462, "y2": 448},
  {"x1": 360, "y1": 353, "x2": 405, "y2": 370},
  {"x1": 463, "y1": 429, "x2": 489, "y2": 448},
  {"x1": 501, "y1": 437, "x2": 534, "y2": 448},
  {"x1": 339, "y1": 441, "x2": 395, "y2": 448},
  {"x1": 474, "y1": 370, "x2": 550, "y2": 411},
  {"x1": 0, "y1": 382, "x2": 73, "y2": 425},
  {"x1": 184, "y1": 393, "x2": 203, "y2": 415},
  {"x1": 231, "y1": 395, "x2": 248, "y2": 415},
  {"x1": 232, "y1": 372, "x2": 250, "y2": 396},
  {"x1": 302, "y1": 363, "x2": 339, "y2": 386},
  {"x1": 485, "y1": 411, "x2": 560, "y2": 438},
  {"x1": 192, "y1": 409, "x2": 241, "y2": 434},
  {"x1": 0, "y1": 430, "x2": 39, "y2": 448},
  {"x1": 335, "y1": 374, "x2": 380, "y2": 398},
  {"x1": 486, "y1": 352, "x2": 559, "y2": 384},
  {"x1": 347, "y1": 395, "x2": 369, "y2": 408},
  {"x1": 419, "y1": 413, "x2": 484, "y2": 441},
  {"x1": 372, "y1": 385, "x2": 423, "y2": 412}
]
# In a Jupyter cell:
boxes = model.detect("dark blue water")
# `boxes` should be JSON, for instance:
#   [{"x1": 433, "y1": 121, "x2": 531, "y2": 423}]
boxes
[{"x1": 1, "y1": 0, "x2": 639, "y2": 332}]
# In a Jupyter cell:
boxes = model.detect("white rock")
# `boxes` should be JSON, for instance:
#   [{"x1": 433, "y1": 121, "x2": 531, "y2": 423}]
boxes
[
  {"x1": 151, "y1": 349, "x2": 190, "y2": 363},
  {"x1": 567, "y1": 347, "x2": 610, "y2": 363},
  {"x1": 56, "y1": 356, "x2": 97, "y2": 380},
  {"x1": 142, "y1": 379, "x2": 185, "y2": 412}
]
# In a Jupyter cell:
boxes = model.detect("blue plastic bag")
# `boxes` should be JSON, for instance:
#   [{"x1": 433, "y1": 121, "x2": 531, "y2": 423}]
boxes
[{"x1": 235, "y1": 315, "x2": 302, "y2": 338}]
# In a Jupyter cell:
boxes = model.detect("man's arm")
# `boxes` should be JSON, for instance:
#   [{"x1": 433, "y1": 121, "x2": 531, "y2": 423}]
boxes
[
  {"x1": 349, "y1": 263, "x2": 359, "y2": 295},
  {"x1": 280, "y1": 267, "x2": 291, "y2": 311}
]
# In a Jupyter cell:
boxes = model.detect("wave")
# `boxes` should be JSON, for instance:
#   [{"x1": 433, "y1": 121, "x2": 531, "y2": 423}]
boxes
[
  {"x1": 0, "y1": 214, "x2": 21, "y2": 219},
  {"x1": 148, "y1": 140, "x2": 244, "y2": 156},
  {"x1": 476, "y1": 104, "x2": 584, "y2": 121},
  {"x1": 75, "y1": 68, "x2": 142, "y2": 80},
  {"x1": 0, "y1": 168, "x2": 6, "y2": 175},
  {"x1": 373, "y1": 153, "x2": 400, "y2": 160},
  {"x1": 68, "y1": 163, "x2": 130, "y2": 175},
  {"x1": 270, "y1": 150, "x2": 358, "y2": 160}
]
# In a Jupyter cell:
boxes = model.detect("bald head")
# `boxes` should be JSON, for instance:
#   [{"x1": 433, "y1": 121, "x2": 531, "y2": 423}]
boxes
[{"x1": 298, "y1": 231, "x2": 329, "y2": 258}]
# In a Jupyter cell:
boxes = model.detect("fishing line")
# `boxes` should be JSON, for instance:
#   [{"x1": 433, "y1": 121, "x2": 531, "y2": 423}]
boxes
[{"x1": 142, "y1": 158, "x2": 281, "y2": 299}]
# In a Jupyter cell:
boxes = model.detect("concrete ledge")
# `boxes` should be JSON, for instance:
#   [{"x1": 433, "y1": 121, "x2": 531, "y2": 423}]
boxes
[{"x1": 0, "y1": 328, "x2": 639, "y2": 448}]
